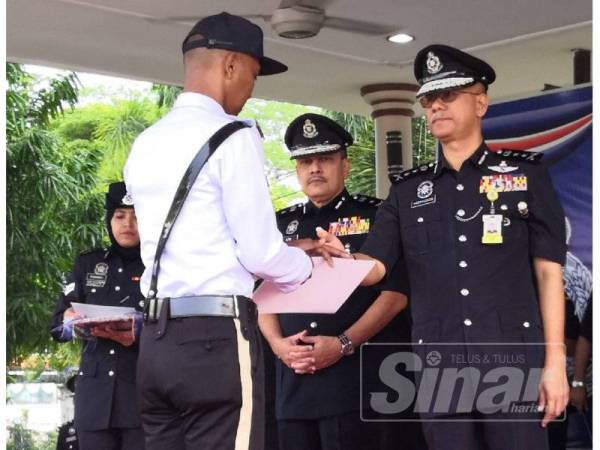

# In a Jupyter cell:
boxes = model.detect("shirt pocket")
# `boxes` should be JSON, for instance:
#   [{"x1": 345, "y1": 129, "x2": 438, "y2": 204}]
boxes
[
  {"x1": 484, "y1": 192, "x2": 527, "y2": 243},
  {"x1": 401, "y1": 206, "x2": 442, "y2": 256}
]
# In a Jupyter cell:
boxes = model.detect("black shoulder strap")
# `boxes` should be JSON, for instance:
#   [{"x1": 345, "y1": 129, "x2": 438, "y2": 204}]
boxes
[{"x1": 147, "y1": 121, "x2": 251, "y2": 298}]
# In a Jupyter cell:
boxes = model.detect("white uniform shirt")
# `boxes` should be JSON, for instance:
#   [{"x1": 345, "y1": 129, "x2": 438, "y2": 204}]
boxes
[{"x1": 124, "y1": 92, "x2": 311, "y2": 298}]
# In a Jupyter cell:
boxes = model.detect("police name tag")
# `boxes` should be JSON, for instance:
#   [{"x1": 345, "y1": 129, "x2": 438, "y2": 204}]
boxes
[
  {"x1": 481, "y1": 214, "x2": 503, "y2": 244},
  {"x1": 86, "y1": 273, "x2": 107, "y2": 287}
]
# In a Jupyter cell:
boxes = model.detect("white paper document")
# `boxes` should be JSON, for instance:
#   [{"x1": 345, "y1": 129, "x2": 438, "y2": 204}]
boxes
[
  {"x1": 70, "y1": 302, "x2": 137, "y2": 318},
  {"x1": 253, "y1": 257, "x2": 374, "y2": 314}
]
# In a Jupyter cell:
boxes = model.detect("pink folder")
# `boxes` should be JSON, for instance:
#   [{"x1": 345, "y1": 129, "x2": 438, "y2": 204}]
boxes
[{"x1": 253, "y1": 257, "x2": 375, "y2": 314}]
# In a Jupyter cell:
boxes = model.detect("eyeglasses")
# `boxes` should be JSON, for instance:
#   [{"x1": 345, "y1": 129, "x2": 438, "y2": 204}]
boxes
[{"x1": 418, "y1": 90, "x2": 483, "y2": 108}]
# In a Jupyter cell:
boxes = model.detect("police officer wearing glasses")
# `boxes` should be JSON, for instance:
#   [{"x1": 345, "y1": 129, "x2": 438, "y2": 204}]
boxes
[{"x1": 320, "y1": 44, "x2": 569, "y2": 449}]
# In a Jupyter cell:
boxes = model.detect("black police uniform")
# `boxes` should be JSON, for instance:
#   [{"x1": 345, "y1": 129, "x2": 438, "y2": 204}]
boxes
[
  {"x1": 275, "y1": 190, "x2": 404, "y2": 449},
  {"x1": 265, "y1": 113, "x2": 418, "y2": 450},
  {"x1": 360, "y1": 44, "x2": 566, "y2": 450},
  {"x1": 56, "y1": 420, "x2": 79, "y2": 450},
  {"x1": 50, "y1": 183, "x2": 145, "y2": 450},
  {"x1": 361, "y1": 143, "x2": 566, "y2": 449}
]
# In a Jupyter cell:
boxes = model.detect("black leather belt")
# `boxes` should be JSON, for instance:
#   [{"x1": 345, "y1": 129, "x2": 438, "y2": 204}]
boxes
[{"x1": 144, "y1": 295, "x2": 240, "y2": 321}]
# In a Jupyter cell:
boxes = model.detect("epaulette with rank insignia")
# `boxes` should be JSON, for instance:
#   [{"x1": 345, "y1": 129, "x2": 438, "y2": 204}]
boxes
[
  {"x1": 390, "y1": 161, "x2": 436, "y2": 184},
  {"x1": 351, "y1": 194, "x2": 382, "y2": 206},
  {"x1": 277, "y1": 203, "x2": 303, "y2": 216},
  {"x1": 492, "y1": 148, "x2": 543, "y2": 162},
  {"x1": 80, "y1": 247, "x2": 107, "y2": 256}
]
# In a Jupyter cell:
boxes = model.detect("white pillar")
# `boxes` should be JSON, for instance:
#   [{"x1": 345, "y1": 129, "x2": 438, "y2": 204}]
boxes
[{"x1": 361, "y1": 83, "x2": 418, "y2": 198}]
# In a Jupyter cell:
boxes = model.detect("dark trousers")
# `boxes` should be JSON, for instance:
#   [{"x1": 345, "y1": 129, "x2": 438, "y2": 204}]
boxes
[
  {"x1": 78, "y1": 427, "x2": 145, "y2": 450},
  {"x1": 421, "y1": 413, "x2": 549, "y2": 450},
  {"x1": 137, "y1": 298, "x2": 264, "y2": 450},
  {"x1": 277, "y1": 411, "x2": 380, "y2": 450}
]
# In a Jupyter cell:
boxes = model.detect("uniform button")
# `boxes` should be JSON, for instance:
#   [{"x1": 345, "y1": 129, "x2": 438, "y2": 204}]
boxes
[
  {"x1": 458, "y1": 235, "x2": 467, "y2": 242},
  {"x1": 115, "y1": 286, "x2": 121, "y2": 291},
  {"x1": 109, "y1": 349, "x2": 115, "y2": 355},
  {"x1": 91, "y1": 288, "x2": 96, "y2": 293},
  {"x1": 500, "y1": 204, "x2": 508, "y2": 211},
  {"x1": 79, "y1": 371, "x2": 83, "y2": 375},
  {"x1": 417, "y1": 217, "x2": 424, "y2": 223},
  {"x1": 460, "y1": 289, "x2": 470, "y2": 296},
  {"x1": 457, "y1": 209, "x2": 465, "y2": 217},
  {"x1": 108, "y1": 370, "x2": 115, "y2": 376},
  {"x1": 139, "y1": 300, "x2": 145, "y2": 307},
  {"x1": 459, "y1": 260, "x2": 468, "y2": 268},
  {"x1": 456, "y1": 184, "x2": 464, "y2": 191},
  {"x1": 310, "y1": 321, "x2": 318, "y2": 329},
  {"x1": 418, "y1": 339, "x2": 423, "y2": 344},
  {"x1": 463, "y1": 319, "x2": 472, "y2": 326},
  {"x1": 523, "y1": 321, "x2": 530, "y2": 328},
  {"x1": 118, "y1": 268, "x2": 123, "y2": 273}
]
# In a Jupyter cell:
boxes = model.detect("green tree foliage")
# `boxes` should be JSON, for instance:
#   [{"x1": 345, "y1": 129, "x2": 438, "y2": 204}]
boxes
[{"x1": 6, "y1": 64, "x2": 104, "y2": 364}]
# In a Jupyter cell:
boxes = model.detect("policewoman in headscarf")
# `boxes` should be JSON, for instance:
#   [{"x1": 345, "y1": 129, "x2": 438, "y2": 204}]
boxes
[{"x1": 50, "y1": 182, "x2": 145, "y2": 450}]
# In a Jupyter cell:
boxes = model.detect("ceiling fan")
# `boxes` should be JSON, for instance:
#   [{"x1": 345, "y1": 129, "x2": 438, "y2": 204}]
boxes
[
  {"x1": 52, "y1": 0, "x2": 409, "y2": 67},
  {"x1": 161, "y1": 0, "x2": 399, "y2": 39}
]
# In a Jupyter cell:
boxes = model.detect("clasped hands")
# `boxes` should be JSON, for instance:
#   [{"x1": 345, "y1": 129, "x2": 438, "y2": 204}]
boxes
[{"x1": 274, "y1": 330, "x2": 343, "y2": 375}]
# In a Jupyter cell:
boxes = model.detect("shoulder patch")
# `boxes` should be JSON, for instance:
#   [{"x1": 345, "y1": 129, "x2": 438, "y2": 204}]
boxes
[
  {"x1": 352, "y1": 194, "x2": 383, "y2": 206},
  {"x1": 492, "y1": 149, "x2": 542, "y2": 163},
  {"x1": 277, "y1": 203, "x2": 303, "y2": 216},
  {"x1": 391, "y1": 162, "x2": 436, "y2": 184}
]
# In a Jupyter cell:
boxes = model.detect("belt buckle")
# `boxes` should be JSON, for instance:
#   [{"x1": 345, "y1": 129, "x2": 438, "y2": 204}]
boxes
[{"x1": 143, "y1": 298, "x2": 163, "y2": 322}]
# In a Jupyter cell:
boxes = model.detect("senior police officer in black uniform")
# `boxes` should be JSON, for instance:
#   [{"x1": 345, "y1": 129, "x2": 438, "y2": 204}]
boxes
[
  {"x1": 50, "y1": 182, "x2": 145, "y2": 450},
  {"x1": 319, "y1": 45, "x2": 570, "y2": 450},
  {"x1": 259, "y1": 113, "x2": 412, "y2": 450}
]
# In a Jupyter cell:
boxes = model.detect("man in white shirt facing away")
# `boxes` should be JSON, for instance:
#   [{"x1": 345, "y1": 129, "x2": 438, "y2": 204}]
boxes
[{"x1": 125, "y1": 12, "x2": 345, "y2": 450}]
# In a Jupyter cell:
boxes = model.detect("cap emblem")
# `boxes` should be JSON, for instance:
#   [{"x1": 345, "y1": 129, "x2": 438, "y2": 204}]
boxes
[
  {"x1": 121, "y1": 193, "x2": 134, "y2": 206},
  {"x1": 302, "y1": 119, "x2": 319, "y2": 139},
  {"x1": 426, "y1": 51, "x2": 443, "y2": 75}
]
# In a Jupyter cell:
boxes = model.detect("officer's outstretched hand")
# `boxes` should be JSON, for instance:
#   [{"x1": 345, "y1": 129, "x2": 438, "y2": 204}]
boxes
[
  {"x1": 90, "y1": 320, "x2": 136, "y2": 347},
  {"x1": 538, "y1": 364, "x2": 569, "y2": 427},
  {"x1": 288, "y1": 229, "x2": 350, "y2": 267},
  {"x1": 315, "y1": 227, "x2": 345, "y2": 251}
]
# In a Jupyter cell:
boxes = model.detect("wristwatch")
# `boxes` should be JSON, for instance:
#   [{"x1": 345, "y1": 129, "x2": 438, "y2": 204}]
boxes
[
  {"x1": 338, "y1": 333, "x2": 354, "y2": 356},
  {"x1": 571, "y1": 380, "x2": 585, "y2": 388}
]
